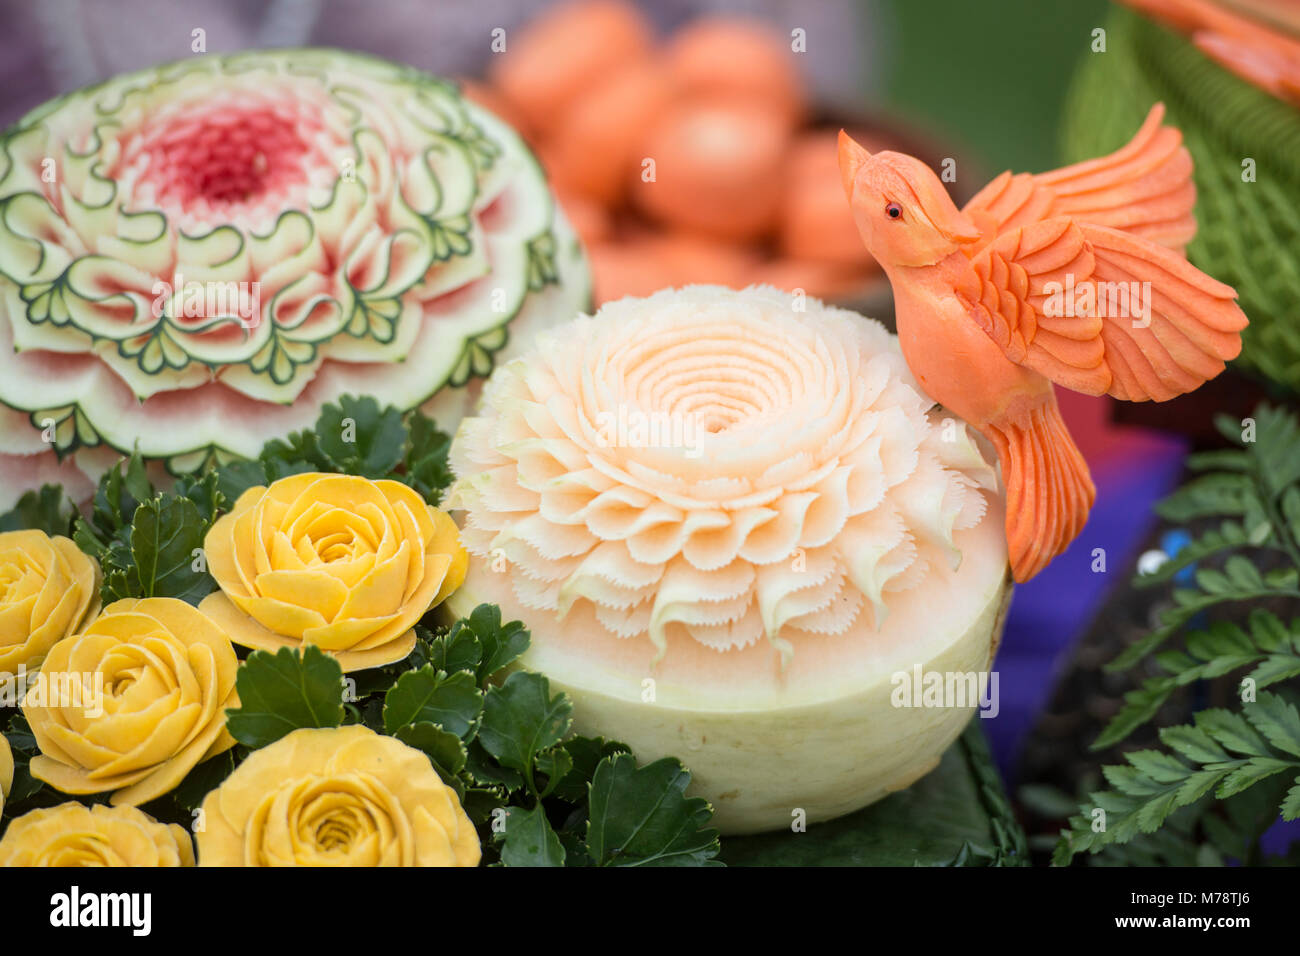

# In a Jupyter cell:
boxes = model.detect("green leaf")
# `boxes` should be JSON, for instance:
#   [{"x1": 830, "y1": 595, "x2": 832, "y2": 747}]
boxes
[
  {"x1": 1176, "y1": 769, "x2": 1228, "y2": 806},
  {"x1": 427, "y1": 622, "x2": 483, "y2": 676},
  {"x1": 1282, "y1": 779, "x2": 1300, "y2": 821},
  {"x1": 449, "y1": 604, "x2": 530, "y2": 685},
  {"x1": 1197, "y1": 708, "x2": 1271, "y2": 757},
  {"x1": 550, "y1": 736, "x2": 631, "y2": 803},
  {"x1": 382, "y1": 666, "x2": 482, "y2": 738},
  {"x1": 1093, "y1": 678, "x2": 1177, "y2": 750},
  {"x1": 586, "y1": 754, "x2": 721, "y2": 866},
  {"x1": 1243, "y1": 692, "x2": 1300, "y2": 758},
  {"x1": 478, "y1": 671, "x2": 571, "y2": 776},
  {"x1": 1185, "y1": 448, "x2": 1250, "y2": 472},
  {"x1": 1248, "y1": 654, "x2": 1300, "y2": 689},
  {"x1": 0, "y1": 484, "x2": 74, "y2": 536},
  {"x1": 259, "y1": 429, "x2": 326, "y2": 472},
  {"x1": 1216, "y1": 758, "x2": 1294, "y2": 798},
  {"x1": 1016, "y1": 783, "x2": 1082, "y2": 819},
  {"x1": 1156, "y1": 472, "x2": 1260, "y2": 523},
  {"x1": 1160, "y1": 725, "x2": 1231, "y2": 764},
  {"x1": 122, "y1": 451, "x2": 153, "y2": 504},
  {"x1": 395, "y1": 721, "x2": 468, "y2": 780},
  {"x1": 214, "y1": 459, "x2": 270, "y2": 503},
  {"x1": 464, "y1": 739, "x2": 524, "y2": 792},
  {"x1": 129, "y1": 496, "x2": 213, "y2": 603},
  {"x1": 171, "y1": 469, "x2": 226, "y2": 523},
  {"x1": 315, "y1": 395, "x2": 406, "y2": 477},
  {"x1": 1125, "y1": 750, "x2": 1192, "y2": 784},
  {"x1": 535, "y1": 747, "x2": 574, "y2": 799},
  {"x1": 499, "y1": 804, "x2": 565, "y2": 867},
  {"x1": 74, "y1": 451, "x2": 150, "y2": 555},
  {"x1": 225, "y1": 646, "x2": 345, "y2": 748},
  {"x1": 404, "y1": 411, "x2": 453, "y2": 503},
  {"x1": 1109, "y1": 582, "x2": 1292, "y2": 672}
]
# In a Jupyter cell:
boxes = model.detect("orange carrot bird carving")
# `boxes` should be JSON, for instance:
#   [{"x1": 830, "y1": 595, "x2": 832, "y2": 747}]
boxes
[{"x1": 838, "y1": 104, "x2": 1248, "y2": 582}]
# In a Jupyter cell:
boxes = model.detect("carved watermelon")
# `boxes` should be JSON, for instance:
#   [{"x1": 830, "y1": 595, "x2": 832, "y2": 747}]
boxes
[{"x1": 0, "y1": 49, "x2": 589, "y2": 508}]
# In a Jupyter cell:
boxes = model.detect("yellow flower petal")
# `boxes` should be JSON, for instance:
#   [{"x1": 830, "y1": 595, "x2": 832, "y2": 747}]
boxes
[
  {"x1": 21, "y1": 597, "x2": 239, "y2": 806},
  {"x1": 202, "y1": 473, "x2": 466, "y2": 672},
  {"x1": 197, "y1": 591, "x2": 306, "y2": 656},
  {"x1": 246, "y1": 595, "x2": 328, "y2": 639},
  {"x1": 197, "y1": 726, "x2": 478, "y2": 867},
  {"x1": 301, "y1": 614, "x2": 395, "y2": 651},
  {"x1": 0, "y1": 529, "x2": 99, "y2": 679},
  {"x1": 0, "y1": 802, "x2": 194, "y2": 866},
  {"x1": 254, "y1": 569, "x2": 349, "y2": 621}
]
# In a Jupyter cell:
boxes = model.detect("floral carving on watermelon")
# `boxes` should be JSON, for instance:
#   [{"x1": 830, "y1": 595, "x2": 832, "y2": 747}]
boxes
[
  {"x1": 448, "y1": 286, "x2": 999, "y2": 663},
  {"x1": 0, "y1": 50, "x2": 588, "y2": 506}
]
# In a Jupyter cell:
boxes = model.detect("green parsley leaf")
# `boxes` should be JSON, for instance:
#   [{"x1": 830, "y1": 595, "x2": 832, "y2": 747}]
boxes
[
  {"x1": 382, "y1": 666, "x2": 482, "y2": 738},
  {"x1": 448, "y1": 603, "x2": 530, "y2": 685},
  {"x1": 427, "y1": 621, "x2": 484, "y2": 677},
  {"x1": 586, "y1": 754, "x2": 721, "y2": 866},
  {"x1": 225, "y1": 646, "x2": 345, "y2": 748},
  {"x1": 464, "y1": 739, "x2": 524, "y2": 792},
  {"x1": 549, "y1": 736, "x2": 631, "y2": 803},
  {"x1": 129, "y1": 496, "x2": 213, "y2": 604},
  {"x1": 0, "y1": 484, "x2": 75, "y2": 536},
  {"x1": 404, "y1": 411, "x2": 454, "y2": 504},
  {"x1": 396, "y1": 721, "x2": 468, "y2": 776},
  {"x1": 316, "y1": 395, "x2": 406, "y2": 477},
  {"x1": 478, "y1": 671, "x2": 572, "y2": 777},
  {"x1": 499, "y1": 804, "x2": 566, "y2": 867}
]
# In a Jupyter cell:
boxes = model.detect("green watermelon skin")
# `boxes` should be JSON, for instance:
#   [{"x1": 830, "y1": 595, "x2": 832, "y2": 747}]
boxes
[{"x1": 1061, "y1": 7, "x2": 1300, "y2": 396}]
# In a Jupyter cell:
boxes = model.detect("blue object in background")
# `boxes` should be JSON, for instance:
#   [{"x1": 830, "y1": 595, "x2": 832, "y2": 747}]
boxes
[{"x1": 986, "y1": 417, "x2": 1189, "y2": 785}]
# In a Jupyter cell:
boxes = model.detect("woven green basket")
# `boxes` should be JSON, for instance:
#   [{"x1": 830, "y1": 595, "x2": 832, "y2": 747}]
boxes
[{"x1": 1061, "y1": 6, "x2": 1300, "y2": 395}]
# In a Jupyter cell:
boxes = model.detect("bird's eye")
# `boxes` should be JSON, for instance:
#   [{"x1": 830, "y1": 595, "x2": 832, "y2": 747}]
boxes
[{"x1": 885, "y1": 202, "x2": 903, "y2": 220}]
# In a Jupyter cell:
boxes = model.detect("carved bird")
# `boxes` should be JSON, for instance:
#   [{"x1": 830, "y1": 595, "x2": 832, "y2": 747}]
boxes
[{"x1": 838, "y1": 104, "x2": 1248, "y2": 581}]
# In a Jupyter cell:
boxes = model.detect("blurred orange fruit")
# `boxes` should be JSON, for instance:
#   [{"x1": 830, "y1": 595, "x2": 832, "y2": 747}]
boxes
[
  {"x1": 546, "y1": 61, "x2": 674, "y2": 205},
  {"x1": 632, "y1": 100, "x2": 788, "y2": 242},
  {"x1": 554, "y1": 188, "x2": 613, "y2": 248},
  {"x1": 664, "y1": 16, "x2": 806, "y2": 129},
  {"x1": 489, "y1": 0, "x2": 654, "y2": 137},
  {"x1": 780, "y1": 130, "x2": 883, "y2": 268}
]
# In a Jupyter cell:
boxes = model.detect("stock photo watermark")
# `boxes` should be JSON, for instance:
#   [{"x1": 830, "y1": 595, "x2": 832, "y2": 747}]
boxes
[
  {"x1": 890, "y1": 665, "x2": 999, "y2": 718},
  {"x1": 1041, "y1": 273, "x2": 1152, "y2": 328},
  {"x1": 1, "y1": 666, "x2": 105, "y2": 717},
  {"x1": 594, "y1": 405, "x2": 706, "y2": 458},
  {"x1": 151, "y1": 274, "x2": 261, "y2": 330}
]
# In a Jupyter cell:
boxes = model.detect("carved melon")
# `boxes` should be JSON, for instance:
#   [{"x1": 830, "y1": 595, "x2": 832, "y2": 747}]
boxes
[{"x1": 446, "y1": 285, "x2": 1012, "y2": 833}]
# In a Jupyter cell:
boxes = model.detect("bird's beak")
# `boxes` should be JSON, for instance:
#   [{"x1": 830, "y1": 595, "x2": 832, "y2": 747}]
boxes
[{"x1": 838, "y1": 130, "x2": 870, "y2": 199}]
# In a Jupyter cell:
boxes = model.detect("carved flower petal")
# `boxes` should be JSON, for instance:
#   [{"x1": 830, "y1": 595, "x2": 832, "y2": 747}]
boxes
[{"x1": 447, "y1": 286, "x2": 996, "y2": 662}]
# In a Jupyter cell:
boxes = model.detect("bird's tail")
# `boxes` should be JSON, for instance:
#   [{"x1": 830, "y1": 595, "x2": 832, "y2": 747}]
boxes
[
  {"x1": 1038, "y1": 103, "x2": 1197, "y2": 253},
  {"x1": 985, "y1": 397, "x2": 1096, "y2": 582}
]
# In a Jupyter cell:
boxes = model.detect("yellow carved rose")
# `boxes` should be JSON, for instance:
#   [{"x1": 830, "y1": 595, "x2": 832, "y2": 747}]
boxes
[
  {"x1": 199, "y1": 473, "x2": 467, "y2": 671},
  {"x1": 23, "y1": 597, "x2": 239, "y2": 806},
  {"x1": 0, "y1": 530, "x2": 100, "y2": 684},
  {"x1": 0, "y1": 802, "x2": 194, "y2": 866},
  {"x1": 0, "y1": 734, "x2": 11, "y2": 818},
  {"x1": 196, "y1": 725, "x2": 480, "y2": 866}
]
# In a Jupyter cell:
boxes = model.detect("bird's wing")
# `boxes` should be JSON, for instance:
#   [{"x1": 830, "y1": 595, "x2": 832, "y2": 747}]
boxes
[
  {"x1": 957, "y1": 216, "x2": 1247, "y2": 401},
  {"x1": 962, "y1": 104, "x2": 1197, "y2": 254}
]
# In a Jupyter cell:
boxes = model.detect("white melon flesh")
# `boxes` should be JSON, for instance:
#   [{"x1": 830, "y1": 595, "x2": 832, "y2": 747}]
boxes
[{"x1": 448, "y1": 498, "x2": 1012, "y2": 835}]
